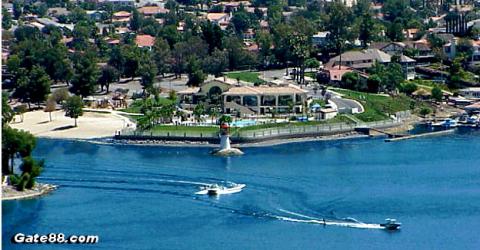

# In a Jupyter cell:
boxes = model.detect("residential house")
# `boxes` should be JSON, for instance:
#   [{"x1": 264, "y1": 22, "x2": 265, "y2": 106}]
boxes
[
  {"x1": 459, "y1": 87, "x2": 480, "y2": 100},
  {"x1": 326, "y1": 49, "x2": 391, "y2": 71},
  {"x1": 404, "y1": 28, "x2": 420, "y2": 39},
  {"x1": 101, "y1": 0, "x2": 135, "y2": 7},
  {"x1": 443, "y1": 38, "x2": 480, "y2": 66},
  {"x1": 47, "y1": 7, "x2": 71, "y2": 18},
  {"x1": 471, "y1": 40, "x2": 480, "y2": 65},
  {"x1": 371, "y1": 40, "x2": 434, "y2": 65},
  {"x1": 86, "y1": 10, "x2": 105, "y2": 21},
  {"x1": 399, "y1": 55, "x2": 416, "y2": 80},
  {"x1": 243, "y1": 29, "x2": 255, "y2": 40},
  {"x1": 35, "y1": 17, "x2": 74, "y2": 31},
  {"x1": 112, "y1": 11, "x2": 131, "y2": 23},
  {"x1": 138, "y1": 6, "x2": 168, "y2": 17},
  {"x1": 206, "y1": 13, "x2": 230, "y2": 29},
  {"x1": 135, "y1": 34, "x2": 155, "y2": 50},
  {"x1": 312, "y1": 31, "x2": 330, "y2": 47},
  {"x1": 317, "y1": 66, "x2": 355, "y2": 85}
]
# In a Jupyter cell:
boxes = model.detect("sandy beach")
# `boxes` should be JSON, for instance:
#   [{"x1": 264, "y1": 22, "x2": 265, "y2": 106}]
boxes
[{"x1": 10, "y1": 110, "x2": 133, "y2": 139}]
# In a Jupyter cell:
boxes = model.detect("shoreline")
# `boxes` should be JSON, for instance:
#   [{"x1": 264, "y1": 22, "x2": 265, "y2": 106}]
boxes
[
  {"x1": 2, "y1": 183, "x2": 57, "y2": 201},
  {"x1": 58, "y1": 131, "x2": 373, "y2": 148}
]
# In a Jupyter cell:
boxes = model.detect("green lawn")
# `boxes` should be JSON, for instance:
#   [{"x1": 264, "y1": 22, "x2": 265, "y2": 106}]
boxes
[
  {"x1": 151, "y1": 125, "x2": 219, "y2": 134},
  {"x1": 332, "y1": 88, "x2": 413, "y2": 122},
  {"x1": 135, "y1": 115, "x2": 353, "y2": 136},
  {"x1": 406, "y1": 79, "x2": 452, "y2": 92},
  {"x1": 225, "y1": 72, "x2": 265, "y2": 84},
  {"x1": 236, "y1": 115, "x2": 354, "y2": 132}
]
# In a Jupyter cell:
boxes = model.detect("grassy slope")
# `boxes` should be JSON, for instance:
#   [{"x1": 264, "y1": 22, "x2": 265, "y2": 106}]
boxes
[{"x1": 333, "y1": 88, "x2": 413, "y2": 122}]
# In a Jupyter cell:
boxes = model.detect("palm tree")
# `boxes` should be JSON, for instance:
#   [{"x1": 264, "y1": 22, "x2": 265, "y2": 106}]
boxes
[{"x1": 193, "y1": 104, "x2": 206, "y2": 123}]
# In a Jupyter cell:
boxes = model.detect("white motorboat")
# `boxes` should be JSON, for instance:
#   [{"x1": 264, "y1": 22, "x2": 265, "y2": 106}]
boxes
[
  {"x1": 432, "y1": 118, "x2": 458, "y2": 128},
  {"x1": 467, "y1": 115, "x2": 479, "y2": 124},
  {"x1": 380, "y1": 218, "x2": 401, "y2": 230},
  {"x1": 195, "y1": 183, "x2": 246, "y2": 195}
]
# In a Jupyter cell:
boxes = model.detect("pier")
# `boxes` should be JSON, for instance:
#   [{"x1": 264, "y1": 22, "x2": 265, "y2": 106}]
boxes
[{"x1": 385, "y1": 129, "x2": 456, "y2": 142}]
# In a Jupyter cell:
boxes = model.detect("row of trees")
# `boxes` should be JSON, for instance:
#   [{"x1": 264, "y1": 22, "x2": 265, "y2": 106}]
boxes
[{"x1": 2, "y1": 94, "x2": 44, "y2": 191}]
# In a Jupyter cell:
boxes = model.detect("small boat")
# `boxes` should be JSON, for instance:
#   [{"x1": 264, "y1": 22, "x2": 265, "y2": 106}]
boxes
[
  {"x1": 432, "y1": 118, "x2": 457, "y2": 128},
  {"x1": 196, "y1": 183, "x2": 246, "y2": 196},
  {"x1": 466, "y1": 115, "x2": 479, "y2": 124},
  {"x1": 380, "y1": 218, "x2": 401, "y2": 230}
]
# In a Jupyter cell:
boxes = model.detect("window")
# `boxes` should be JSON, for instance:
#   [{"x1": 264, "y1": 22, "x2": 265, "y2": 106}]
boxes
[
  {"x1": 243, "y1": 96, "x2": 258, "y2": 106},
  {"x1": 262, "y1": 96, "x2": 276, "y2": 106},
  {"x1": 278, "y1": 95, "x2": 293, "y2": 106}
]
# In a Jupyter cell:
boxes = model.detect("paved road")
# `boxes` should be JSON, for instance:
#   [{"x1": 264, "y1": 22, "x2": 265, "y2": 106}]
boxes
[
  {"x1": 330, "y1": 96, "x2": 364, "y2": 113},
  {"x1": 303, "y1": 84, "x2": 364, "y2": 113}
]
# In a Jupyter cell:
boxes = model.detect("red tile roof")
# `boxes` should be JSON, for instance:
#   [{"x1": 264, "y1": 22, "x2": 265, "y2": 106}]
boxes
[{"x1": 135, "y1": 34, "x2": 155, "y2": 47}]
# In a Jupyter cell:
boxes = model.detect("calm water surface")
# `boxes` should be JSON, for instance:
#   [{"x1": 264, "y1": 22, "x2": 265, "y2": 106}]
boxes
[{"x1": 3, "y1": 130, "x2": 480, "y2": 249}]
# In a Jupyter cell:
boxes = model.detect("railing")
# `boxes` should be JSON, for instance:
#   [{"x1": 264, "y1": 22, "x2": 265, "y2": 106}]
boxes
[
  {"x1": 116, "y1": 110, "x2": 410, "y2": 141},
  {"x1": 117, "y1": 119, "x2": 403, "y2": 140}
]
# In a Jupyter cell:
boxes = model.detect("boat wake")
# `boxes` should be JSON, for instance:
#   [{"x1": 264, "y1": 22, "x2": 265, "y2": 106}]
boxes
[{"x1": 273, "y1": 209, "x2": 384, "y2": 230}]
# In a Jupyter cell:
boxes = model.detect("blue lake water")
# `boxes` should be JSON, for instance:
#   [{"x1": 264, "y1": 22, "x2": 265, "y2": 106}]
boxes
[{"x1": 3, "y1": 129, "x2": 480, "y2": 249}]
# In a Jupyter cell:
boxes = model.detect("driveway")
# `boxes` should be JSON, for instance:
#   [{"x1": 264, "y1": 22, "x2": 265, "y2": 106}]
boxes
[{"x1": 329, "y1": 96, "x2": 364, "y2": 113}]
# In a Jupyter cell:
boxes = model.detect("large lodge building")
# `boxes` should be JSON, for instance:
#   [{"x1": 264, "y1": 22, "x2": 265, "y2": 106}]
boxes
[{"x1": 177, "y1": 78, "x2": 308, "y2": 117}]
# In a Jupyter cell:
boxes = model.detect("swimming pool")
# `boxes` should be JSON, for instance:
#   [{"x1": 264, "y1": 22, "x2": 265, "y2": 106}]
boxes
[{"x1": 230, "y1": 120, "x2": 257, "y2": 127}]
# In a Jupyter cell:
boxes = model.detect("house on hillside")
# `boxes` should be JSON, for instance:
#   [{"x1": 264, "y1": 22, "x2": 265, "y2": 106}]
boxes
[
  {"x1": 101, "y1": 0, "x2": 135, "y2": 7},
  {"x1": 112, "y1": 11, "x2": 131, "y2": 23},
  {"x1": 317, "y1": 66, "x2": 355, "y2": 85},
  {"x1": 459, "y1": 87, "x2": 480, "y2": 100},
  {"x1": 326, "y1": 49, "x2": 391, "y2": 71},
  {"x1": 135, "y1": 34, "x2": 155, "y2": 50},
  {"x1": 399, "y1": 55, "x2": 416, "y2": 80},
  {"x1": 206, "y1": 13, "x2": 230, "y2": 26},
  {"x1": 138, "y1": 6, "x2": 168, "y2": 17},
  {"x1": 443, "y1": 38, "x2": 480, "y2": 66},
  {"x1": 312, "y1": 31, "x2": 330, "y2": 47}
]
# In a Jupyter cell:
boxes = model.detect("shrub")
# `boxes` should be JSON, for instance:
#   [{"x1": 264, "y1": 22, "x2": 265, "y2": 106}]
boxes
[
  {"x1": 26, "y1": 176, "x2": 36, "y2": 189},
  {"x1": 17, "y1": 173, "x2": 30, "y2": 191},
  {"x1": 9, "y1": 174, "x2": 20, "y2": 186},
  {"x1": 419, "y1": 107, "x2": 432, "y2": 117}
]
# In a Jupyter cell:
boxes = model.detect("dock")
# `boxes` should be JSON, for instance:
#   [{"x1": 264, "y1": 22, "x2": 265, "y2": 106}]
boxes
[{"x1": 385, "y1": 129, "x2": 456, "y2": 142}]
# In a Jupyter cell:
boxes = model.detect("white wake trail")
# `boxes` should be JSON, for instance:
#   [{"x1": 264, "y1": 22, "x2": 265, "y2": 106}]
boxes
[{"x1": 273, "y1": 209, "x2": 384, "y2": 230}]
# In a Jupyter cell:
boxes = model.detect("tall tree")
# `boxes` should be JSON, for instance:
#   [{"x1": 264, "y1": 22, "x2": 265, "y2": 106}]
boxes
[
  {"x1": 13, "y1": 0, "x2": 23, "y2": 19},
  {"x1": 323, "y1": 2, "x2": 353, "y2": 67},
  {"x1": 13, "y1": 66, "x2": 51, "y2": 108},
  {"x1": 2, "y1": 126, "x2": 36, "y2": 175},
  {"x1": 63, "y1": 95, "x2": 84, "y2": 127},
  {"x1": 153, "y1": 38, "x2": 171, "y2": 77},
  {"x1": 203, "y1": 49, "x2": 228, "y2": 77},
  {"x1": 44, "y1": 97, "x2": 56, "y2": 122},
  {"x1": 28, "y1": 66, "x2": 52, "y2": 106},
  {"x1": 2, "y1": 93, "x2": 14, "y2": 125},
  {"x1": 99, "y1": 65, "x2": 119, "y2": 93},
  {"x1": 138, "y1": 55, "x2": 158, "y2": 94},
  {"x1": 201, "y1": 22, "x2": 223, "y2": 53},
  {"x1": 70, "y1": 53, "x2": 99, "y2": 97},
  {"x1": 130, "y1": 9, "x2": 143, "y2": 31},
  {"x1": 2, "y1": 7, "x2": 12, "y2": 30}
]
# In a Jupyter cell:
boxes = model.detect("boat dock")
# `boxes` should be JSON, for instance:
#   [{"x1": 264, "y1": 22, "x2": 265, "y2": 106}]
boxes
[{"x1": 385, "y1": 129, "x2": 456, "y2": 142}]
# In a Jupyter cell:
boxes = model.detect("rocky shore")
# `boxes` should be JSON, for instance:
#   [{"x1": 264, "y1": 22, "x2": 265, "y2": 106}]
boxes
[{"x1": 2, "y1": 183, "x2": 57, "y2": 201}]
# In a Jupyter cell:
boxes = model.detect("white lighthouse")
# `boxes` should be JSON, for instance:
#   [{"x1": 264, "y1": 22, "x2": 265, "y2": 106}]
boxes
[{"x1": 211, "y1": 122, "x2": 243, "y2": 156}]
